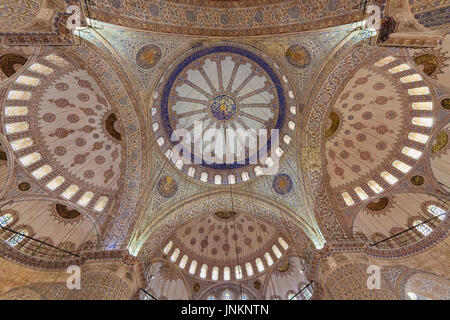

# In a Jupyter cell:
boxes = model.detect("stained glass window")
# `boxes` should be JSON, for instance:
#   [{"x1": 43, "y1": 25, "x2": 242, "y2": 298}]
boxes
[
  {"x1": 411, "y1": 117, "x2": 433, "y2": 127},
  {"x1": 211, "y1": 266, "x2": 219, "y2": 280},
  {"x1": 375, "y1": 56, "x2": 395, "y2": 67},
  {"x1": 179, "y1": 255, "x2": 189, "y2": 270},
  {"x1": 0, "y1": 213, "x2": 13, "y2": 227},
  {"x1": 200, "y1": 264, "x2": 208, "y2": 278},
  {"x1": 381, "y1": 171, "x2": 398, "y2": 185},
  {"x1": 303, "y1": 288, "x2": 312, "y2": 300},
  {"x1": 407, "y1": 292, "x2": 430, "y2": 300},
  {"x1": 77, "y1": 191, "x2": 94, "y2": 207},
  {"x1": 5, "y1": 122, "x2": 29, "y2": 134},
  {"x1": 272, "y1": 245, "x2": 282, "y2": 259},
  {"x1": 408, "y1": 132, "x2": 429, "y2": 144},
  {"x1": 354, "y1": 187, "x2": 369, "y2": 200},
  {"x1": 187, "y1": 167, "x2": 195, "y2": 177},
  {"x1": 28, "y1": 63, "x2": 53, "y2": 75},
  {"x1": 32, "y1": 165, "x2": 52, "y2": 179},
  {"x1": 235, "y1": 265, "x2": 243, "y2": 280},
  {"x1": 255, "y1": 258, "x2": 265, "y2": 272},
  {"x1": 400, "y1": 74, "x2": 422, "y2": 83},
  {"x1": 170, "y1": 248, "x2": 180, "y2": 262},
  {"x1": 7, "y1": 90, "x2": 31, "y2": 101},
  {"x1": 4, "y1": 106, "x2": 28, "y2": 116},
  {"x1": 245, "y1": 262, "x2": 254, "y2": 276},
  {"x1": 408, "y1": 87, "x2": 430, "y2": 96},
  {"x1": 264, "y1": 252, "x2": 274, "y2": 266},
  {"x1": 388, "y1": 63, "x2": 410, "y2": 73},
  {"x1": 19, "y1": 152, "x2": 41, "y2": 167},
  {"x1": 15, "y1": 76, "x2": 40, "y2": 86},
  {"x1": 402, "y1": 147, "x2": 422, "y2": 160},
  {"x1": 44, "y1": 54, "x2": 68, "y2": 66},
  {"x1": 411, "y1": 102, "x2": 432, "y2": 110},
  {"x1": 61, "y1": 184, "x2": 79, "y2": 200},
  {"x1": 46, "y1": 176, "x2": 65, "y2": 190},
  {"x1": 278, "y1": 237, "x2": 289, "y2": 250},
  {"x1": 392, "y1": 160, "x2": 412, "y2": 173},
  {"x1": 10, "y1": 138, "x2": 33, "y2": 151},
  {"x1": 207, "y1": 295, "x2": 216, "y2": 300}
]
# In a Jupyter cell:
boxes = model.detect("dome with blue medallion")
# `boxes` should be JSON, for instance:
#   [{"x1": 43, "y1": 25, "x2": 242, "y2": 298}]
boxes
[{"x1": 151, "y1": 42, "x2": 298, "y2": 185}]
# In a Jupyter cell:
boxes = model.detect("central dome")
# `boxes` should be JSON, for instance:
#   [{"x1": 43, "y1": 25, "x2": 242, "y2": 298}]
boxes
[{"x1": 151, "y1": 43, "x2": 298, "y2": 184}]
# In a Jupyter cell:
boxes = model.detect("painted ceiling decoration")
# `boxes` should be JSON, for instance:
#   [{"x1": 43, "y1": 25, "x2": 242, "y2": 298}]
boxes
[{"x1": 151, "y1": 42, "x2": 298, "y2": 185}]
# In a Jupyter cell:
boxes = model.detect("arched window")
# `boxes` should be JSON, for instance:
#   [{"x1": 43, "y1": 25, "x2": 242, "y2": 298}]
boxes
[
  {"x1": 170, "y1": 248, "x2": 180, "y2": 262},
  {"x1": 272, "y1": 245, "x2": 282, "y2": 259},
  {"x1": 223, "y1": 267, "x2": 231, "y2": 281},
  {"x1": 179, "y1": 255, "x2": 188, "y2": 269},
  {"x1": 264, "y1": 252, "x2": 274, "y2": 266},
  {"x1": 278, "y1": 237, "x2": 289, "y2": 250},
  {"x1": 407, "y1": 292, "x2": 417, "y2": 300},
  {"x1": 222, "y1": 290, "x2": 233, "y2": 300},
  {"x1": 0, "y1": 213, "x2": 13, "y2": 227},
  {"x1": 211, "y1": 266, "x2": 219, "y2": 281},
  {"x1": 240, "y1": 293, "x2": 248, "y2": 300},
  {"x1": 189, "y1": 260, "x2": 197, "y2": 275},
  {"x1": 427, "y1": 205, "x2": 447, "y2": 221},
  {"x1": 245, "y1": 262, "x2": 254, "y2": 276},
  {"x1": 7, "y1": 229, "x2": 28, "y2": 247},
  {"x1": 235, "y1": 265, "x2": 243, "y2": 280},
  {"x1": 413, "y1": 220, "x2": 432, "y2": 236}
]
